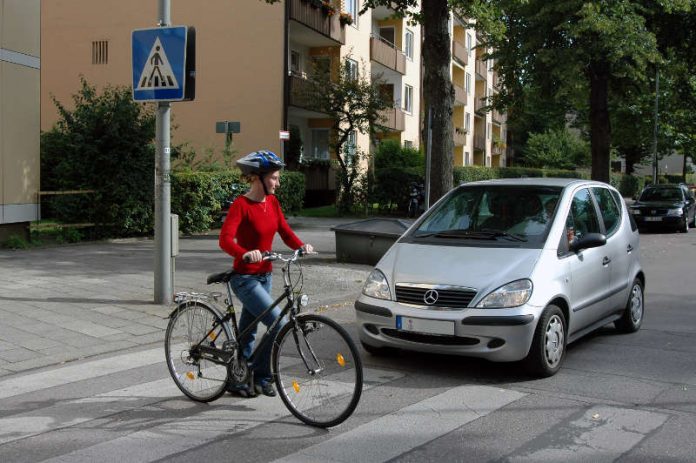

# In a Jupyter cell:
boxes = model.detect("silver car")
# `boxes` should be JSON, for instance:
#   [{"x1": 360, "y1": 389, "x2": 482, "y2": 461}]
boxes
[{"x1": 355, "y1": 178, "x2": 645, "y2": 377}]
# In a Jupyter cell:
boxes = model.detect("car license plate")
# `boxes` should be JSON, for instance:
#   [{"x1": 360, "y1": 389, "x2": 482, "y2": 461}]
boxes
[
  {"x1": 645, "y1": 217, "x2": 662, "y2": 222},
  {"x1": 396, "y1": 316, "x2": 455, "y2": 336}
]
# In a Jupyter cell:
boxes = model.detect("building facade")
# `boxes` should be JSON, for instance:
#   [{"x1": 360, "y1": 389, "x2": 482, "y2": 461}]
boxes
[{"x1": 0, "y1": 0, "x2": 40, "y2": 241}]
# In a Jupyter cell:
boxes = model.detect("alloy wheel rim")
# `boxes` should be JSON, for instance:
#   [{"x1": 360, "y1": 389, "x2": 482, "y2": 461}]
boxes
[
  {"x1": 630, "y1": 284, "x2": 643, "y2": 324},
  {"x1": 544, "y1": 315, "x2": 564, "y2": 367}
]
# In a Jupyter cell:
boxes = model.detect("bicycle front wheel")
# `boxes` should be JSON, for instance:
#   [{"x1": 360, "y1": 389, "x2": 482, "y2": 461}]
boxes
[
  {"x1": 273, "y1": 314, "x2": 363, "y2": 428},
  {"x1": 165, "y1": 301, "x2": 231, "y2": 402}
]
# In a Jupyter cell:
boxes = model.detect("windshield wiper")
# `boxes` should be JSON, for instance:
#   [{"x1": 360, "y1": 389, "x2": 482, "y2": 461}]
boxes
[{"x1": 415, "y1": 229, "x2": 527, "y2": 242}]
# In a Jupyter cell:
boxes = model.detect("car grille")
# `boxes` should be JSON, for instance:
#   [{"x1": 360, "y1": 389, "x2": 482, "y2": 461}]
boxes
[
  {"x1": 642, "y1": 208, "x2": 669, "y2": 216},
  {"x1": 382, "y1": 329, "x2": 480, "y2": 346},
  {"x1": 395, "y1": 284, "x2": 477, "y2": 309}
]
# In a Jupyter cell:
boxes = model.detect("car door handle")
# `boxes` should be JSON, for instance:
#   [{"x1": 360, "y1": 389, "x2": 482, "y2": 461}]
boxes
[
  {"x1": 627, "y1": 244, "x2": 633, "y2": 253},
  {"x1": 602, "y1": 256, "x2": 611, "y2": 265}
]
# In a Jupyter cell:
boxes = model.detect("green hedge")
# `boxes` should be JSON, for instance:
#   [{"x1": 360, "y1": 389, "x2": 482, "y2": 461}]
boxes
[
  {"x1": 453, "y1": 166, "x2": 587, "y2": 184},
  {"x1": 610, "y1": 174, "x2": 645, "y2": 198},
  {"x1": 373, "y1": 166, "x2": 423, "y2": 211},
  {"x1": 171, "y1": 170, "x2": 305, "y2": 234}
]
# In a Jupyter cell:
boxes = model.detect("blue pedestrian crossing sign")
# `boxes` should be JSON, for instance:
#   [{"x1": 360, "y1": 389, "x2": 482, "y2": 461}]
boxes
[{"x1": 132, "y1": 26, "x2": 195, "y2": 102}]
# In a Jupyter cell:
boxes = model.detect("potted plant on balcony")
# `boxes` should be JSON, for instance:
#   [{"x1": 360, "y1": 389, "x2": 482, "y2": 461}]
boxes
[
  {"x1": 308, "y1": 0, "x2": 322, "y2": 8},
  {"x1": 321, "y1": 1, "x2": 336, "y2": 16},
  {"x1": 339, "y1": 12, "x2": 354, "y2": 26}
]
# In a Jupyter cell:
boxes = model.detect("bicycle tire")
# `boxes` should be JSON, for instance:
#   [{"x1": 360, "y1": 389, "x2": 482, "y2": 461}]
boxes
[
  {"x1": 165, "y1": 301, "x2": 232, "y2": 402},
  {"x1": 272, "y1": 314, "x2": 363, "y2": 428}
]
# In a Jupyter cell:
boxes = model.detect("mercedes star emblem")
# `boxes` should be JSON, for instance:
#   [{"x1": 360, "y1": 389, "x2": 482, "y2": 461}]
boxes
[{"x1": 423, "y1": 289, "x2": 439, "y2": 305}]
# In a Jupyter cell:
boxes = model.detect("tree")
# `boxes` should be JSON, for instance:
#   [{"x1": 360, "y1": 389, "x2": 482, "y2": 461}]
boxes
[
  {"x1": 41, "y1": 78, "x2": 156, "y2": 236},
  {"x1": 523, "y1": 128, "x2": 590, "y2": 170},
  {"x1": 301, "y1": 59, "x2": 390, "y2": 213}
]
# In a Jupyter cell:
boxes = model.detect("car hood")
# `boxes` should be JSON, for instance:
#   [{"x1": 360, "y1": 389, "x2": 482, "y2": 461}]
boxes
[
  {"x1": 383, "y1": 242, "x2": 542, "y2": 296},
  {"x1": 633, "y1": 200, "x2": 683, "y2": 208}
]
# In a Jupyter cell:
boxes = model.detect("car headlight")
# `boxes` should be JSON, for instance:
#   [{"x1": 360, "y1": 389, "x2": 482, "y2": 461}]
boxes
[
  {"x1": 629, "y1": 208, "x2": 641, "y2": 215},
  {"x1": 362, "y1": 269, "x2": 392, "y2": 300},
  {"x1": 666, "y1": 208, "x2": 683, "y2": 216},
  {"x1": 476, "y1": 279, "x2": 533, "y2": 308}
]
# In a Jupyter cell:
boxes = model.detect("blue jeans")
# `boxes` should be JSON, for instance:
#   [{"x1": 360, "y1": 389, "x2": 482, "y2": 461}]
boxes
[{"x1": 230, "y1": 273, "x2": 285, "y2": 386}]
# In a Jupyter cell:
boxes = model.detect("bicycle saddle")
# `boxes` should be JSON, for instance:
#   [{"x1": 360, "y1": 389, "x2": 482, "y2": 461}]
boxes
[{"x1": 206, "y1": 269, "x2": 236, "y2": 285}]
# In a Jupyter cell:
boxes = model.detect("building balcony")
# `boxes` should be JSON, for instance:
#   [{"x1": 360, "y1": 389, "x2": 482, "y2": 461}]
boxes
[
  {"x1": 370, "y1": 36, "x2": 406, "y2": 74},
  {"x1": 492, "y1": 109, "x2": 505, "y2": 124},
  {"x1": 475, "y1": 59, "x2": 488, "y2": 80},
  {"x1": 454, "y1": 127, "x2": 467, "y2": 146},
  {"x1": 492, "y1": 71, "x2": 500, "y2": 88},
  {"x1": 454, "y1": 83, "x2": 467, "y2": 106},
  {"x1": 474, "y1": 95, "x2": 486, "y2": 114},
  {"x1": 378, "y1": 107, "x2": 406, "y2": 131},
  {"x1": 474, "y1": 134, "x2": 486, "y2": 151},
  {"x1": 452, "y1": 41, "x2": 468, "y2": 66},
  {"x1": 289, "y1": 0, "x2": 345, "y2": 45},
  {"x1": 289, "y1": 74, "x2": 331, "y2": 112},
  {"x1": 492, "y1": 142, "x2": 506, "y2": 155}
]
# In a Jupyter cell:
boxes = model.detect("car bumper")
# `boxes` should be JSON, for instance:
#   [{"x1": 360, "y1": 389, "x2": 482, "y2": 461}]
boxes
[
  {"x1": 632, "y1": 215, "x2": 683, "y2": 228},
  {"x1": 355, "y1": 296, "x2": 543, "y2": 362}
]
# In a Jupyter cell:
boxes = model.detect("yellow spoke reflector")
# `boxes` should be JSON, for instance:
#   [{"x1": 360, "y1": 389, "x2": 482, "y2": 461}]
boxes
[
  {"x1": 336, "y1": 353, "x2": 346, "y2": 367},
  {"x1": 186, "y1": 371, "x2": 195, "y2": 380},
  {"x1": 292, "y1": 380, "x2": 300, "y2": 393},
  {"x1": 208, "y1": 331, "x2": 219, "y2": 341}
]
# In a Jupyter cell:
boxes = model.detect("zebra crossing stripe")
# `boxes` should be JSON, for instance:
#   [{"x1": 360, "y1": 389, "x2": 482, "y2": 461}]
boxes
[
  {"x1": 506, "y1": 405, "x2": 668, "y2": 462},
  {"x1": 0, "y1": 347, "x2": 164, "y2": 400},
  {"x1": 38, "y1": 368, "x2": 403, "y2": 463},
  {"x1": 273, "y1": 385, "x2": 526, "y2": 463}
]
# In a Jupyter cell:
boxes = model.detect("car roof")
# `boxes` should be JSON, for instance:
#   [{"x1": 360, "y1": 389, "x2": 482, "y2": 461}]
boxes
[
  {"x1": 461, "y1": 177, "x2": 603, "y2": 189},
  {"x1": 643, "y1": 183, "x2": 682, "y2": 188}
]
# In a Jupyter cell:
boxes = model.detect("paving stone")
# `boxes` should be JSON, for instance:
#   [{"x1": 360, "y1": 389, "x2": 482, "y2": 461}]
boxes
[{"x1": 0, "y1": 348, "x2": 40, "y2": 363}]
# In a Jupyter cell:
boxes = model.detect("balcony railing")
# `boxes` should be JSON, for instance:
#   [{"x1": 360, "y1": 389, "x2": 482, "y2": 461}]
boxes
[
  {"x1": 454, "y1": 127, "x2": 467, "y2": 146},
  {"x1": 370, "y1": 36, "x2": 406, "y2": 74},
  {"x1": 492, "y1": 109, "x2": 505, "y2": 123},
  {"x1": 474, "y1": 134, "x2": 486, "y2": 151},
  {"x1": 289, "y1": 0, "x2": 345, "y2": 44},
  {"x1": 454, "y1": 83, "x2": 467, "y2": 106},
  {"x1": 378, "y1": 107, "x2": 406, "y2": 131},
  {"x1": 474, "y1": 95, "x2": 486, "y2": 114},
  {"x1": 289, "y1": 74, "x2": 331, "y2": 111},
  {"x1": 475, "y1": 59, "x2": 488, "y2": 80},
  {"x1": 452, "y1": 41, "x2": 468, "y2": 66}
]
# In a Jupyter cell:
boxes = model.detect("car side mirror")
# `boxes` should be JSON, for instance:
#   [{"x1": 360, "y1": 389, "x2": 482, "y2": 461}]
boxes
[{"x1": 569, "y1": 233, "x2": 607, "y2": 253}]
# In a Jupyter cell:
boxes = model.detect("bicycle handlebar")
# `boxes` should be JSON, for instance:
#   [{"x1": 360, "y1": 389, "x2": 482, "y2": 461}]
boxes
[{"x1": 243, "y1": 249, "x2": 317, "y2": 263}]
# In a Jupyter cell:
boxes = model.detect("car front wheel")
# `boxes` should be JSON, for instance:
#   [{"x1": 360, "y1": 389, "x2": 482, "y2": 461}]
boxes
[
  {"x1": 524, "y1": 305, "x2": 566, "y2": 378},
  {"x1": 614, "y1": 278, "x2": 644, "y2": 333}
]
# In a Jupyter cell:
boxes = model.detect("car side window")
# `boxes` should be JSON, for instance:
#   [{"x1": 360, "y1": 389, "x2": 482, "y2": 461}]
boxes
[
  {"x1": 592, "y1": 187, "x2": 621, "y2": 236},
  {"x1": 566, "y1": 188, "x2": 601, "y2": 242}
]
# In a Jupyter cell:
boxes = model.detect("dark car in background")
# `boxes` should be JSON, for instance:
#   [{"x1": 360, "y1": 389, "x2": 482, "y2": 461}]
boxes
[{"x1": 629, "y1": 184, "x2": 696, "y2": 233}]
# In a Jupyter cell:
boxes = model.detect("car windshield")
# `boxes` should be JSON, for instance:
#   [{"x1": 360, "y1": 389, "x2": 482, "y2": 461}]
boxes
[
  {"x1": 639, "y1": 188, "x2": 683, "y2": 202},
  {"x1": 410, "y1": 185, "x2": 562, "y2": 247}
]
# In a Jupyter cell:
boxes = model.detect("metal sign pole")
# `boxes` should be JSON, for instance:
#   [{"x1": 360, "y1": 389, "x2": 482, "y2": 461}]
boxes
[{"x1": 154, "y1": 0, "x2": 172, "y2": 304}]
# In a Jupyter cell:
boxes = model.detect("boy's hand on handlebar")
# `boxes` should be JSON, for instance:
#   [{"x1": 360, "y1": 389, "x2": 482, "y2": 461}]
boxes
[
  {"x1": 301, "y1": 244, "x2": 315, "y2": 255},
  {"x1": 242, "y1": 250, "x2": 263, "y2": 263}
]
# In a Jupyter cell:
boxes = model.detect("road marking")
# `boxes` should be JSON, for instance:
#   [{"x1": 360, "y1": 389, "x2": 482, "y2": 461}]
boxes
[
  {"x1": 273, "y1": 385, "x2": 526, "y2": 463},
  {"x1": 37, "y1": 368, "x2": 402, "y2": 463},
  {"x1": 0, "y1": 347, "x2": 164, "y2": 400},
  {"x1": 507, "y1": 405, "x2": 668, "y2": 462}
]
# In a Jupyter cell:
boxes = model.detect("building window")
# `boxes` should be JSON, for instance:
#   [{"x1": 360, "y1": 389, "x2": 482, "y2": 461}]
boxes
[
  {"x1": 405, "y1": 29, "x2": 414, "y2": 60},
  {"x1": 346, "y1": 0, "x2": 358, "y2": 25},
  {"x1": 404, "y1": 140, "x2": 413, "y2": 149},
  {"x1": 465, "y1": 112, "x2": 471, "y2": 133},
  {"x1": 466, "y1": 33, "x2": 472, "y2": 57},
  {"x1": 310, "y1": 129, "x2": 330, "y2": 160},
  {"x1": 290, "y1": 50, "x2": 301, "y2": 76},
  {"x1": 92, "y1": 41, "x2": 108, "y2": 65},
  {"x1": 345, "y1": 58, "x2": 358, "y2": 81},
  {"x1": 404, "y1": 84, "x2": 413, "y2": 113},
  {"x1": 465, "y1": 72, "x2": 471, "y2": 94},
  {"x1": 465, "y1": 151, "x2": 470, "y2": 165},
  {"x1": 345, "y1": 130, "x2": 357, "y2": 165}
]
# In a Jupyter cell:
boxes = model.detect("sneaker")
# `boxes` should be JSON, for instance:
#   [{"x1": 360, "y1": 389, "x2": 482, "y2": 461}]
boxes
[
  {"x1": 255, "y1": 382, "x2": 276, "y2": 397},
  {"x1": 226, "y1": 383, "x2": 257, "y2": 398}
]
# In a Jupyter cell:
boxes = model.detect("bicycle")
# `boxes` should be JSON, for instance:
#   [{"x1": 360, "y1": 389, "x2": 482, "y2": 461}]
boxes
[{"x1": 164, "y1": 249, "x2": 363, "y2": 428}]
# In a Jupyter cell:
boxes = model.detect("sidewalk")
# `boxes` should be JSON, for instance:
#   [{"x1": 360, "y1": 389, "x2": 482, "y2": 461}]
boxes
[{"x1": 0, "y1": 217, "x2": 372, "y2": 377}]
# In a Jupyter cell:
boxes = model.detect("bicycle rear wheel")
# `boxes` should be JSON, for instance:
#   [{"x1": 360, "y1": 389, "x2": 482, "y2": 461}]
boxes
[
  {"x1": 165, "y1": 301, "x2": 231, "y2": 402},
  {"x1": 273, "y1": 314, "x2": 363, "y2": 428}
]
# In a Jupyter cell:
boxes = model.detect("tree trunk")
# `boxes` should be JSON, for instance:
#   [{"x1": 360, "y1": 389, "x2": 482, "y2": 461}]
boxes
[
  {"x1": 422, "y1": 0, "x2": 454, "y2": 203},
  {"x1": 588, "y1": 60, "x2": 611, "y2": 183}
]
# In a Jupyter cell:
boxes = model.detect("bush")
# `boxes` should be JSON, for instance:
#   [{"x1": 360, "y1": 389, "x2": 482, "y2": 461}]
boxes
[
  {"x1": 523, "y1": 128, "x2": 590, "y2": 169},
  {"x1": 454, "y1": 166, "x2": 585, "y2": 185},
  {"x1": 41, "y1": 79, "x2": 156, "y2": 237},
  {"x1": 171, "y1": 170, "x2": 305, "y2": 234},
  {"x1": 610, "y1": 174, "x2": 645, "y2": 198},
  {"x1": 372, "y1": 141, "x2": 424, "y2": 211}
]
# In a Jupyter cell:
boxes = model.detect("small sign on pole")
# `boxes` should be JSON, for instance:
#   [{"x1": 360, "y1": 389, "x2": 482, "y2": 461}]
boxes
[{"x1": 279, "y1": 130, "x2": 290, "y2": 140}]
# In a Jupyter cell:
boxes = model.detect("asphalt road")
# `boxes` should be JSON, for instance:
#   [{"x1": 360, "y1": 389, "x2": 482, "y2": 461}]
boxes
[{"x1": 0, "y1": 225, "x2": 694, "y2": 462}]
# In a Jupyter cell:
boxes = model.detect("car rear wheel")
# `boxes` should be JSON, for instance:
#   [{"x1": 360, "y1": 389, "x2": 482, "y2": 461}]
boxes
[
  {"x1": 614, "y1": 278, "x2": 644, "y2": 333},
  {"x1": 524, "y1": 305, "x2": 566, "y2": 378},
  {"x1": 680, "y1": 217, "x2": 689, "y2": 233}
]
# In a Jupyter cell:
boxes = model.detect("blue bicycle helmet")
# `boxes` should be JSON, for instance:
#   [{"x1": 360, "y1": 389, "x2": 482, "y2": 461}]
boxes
[{"x1": 236, "y1": 150, "x2": 285, "y2": 176}]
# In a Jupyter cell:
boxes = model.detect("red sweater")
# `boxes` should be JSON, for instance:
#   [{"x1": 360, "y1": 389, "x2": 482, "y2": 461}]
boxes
[{"x1": 219, "y1": 194, "x2": 303, "y2": 274}]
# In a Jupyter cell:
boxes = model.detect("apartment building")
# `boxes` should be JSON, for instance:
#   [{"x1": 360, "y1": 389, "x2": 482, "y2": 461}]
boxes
[
  {"x1": 450, "y1": 14, "x2": 507, "y2": 168},
  {"x1": 41, "y1": 1, "x2": 422, "y2": 205},
  {"x1": 0, "y1": 0, "x2": 40, "y2": 241}
]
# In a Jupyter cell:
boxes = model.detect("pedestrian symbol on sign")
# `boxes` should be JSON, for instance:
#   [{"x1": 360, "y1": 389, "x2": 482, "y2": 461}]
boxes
[{"x1": 136, "y1": 37, "x2": 179, "y2": 90}]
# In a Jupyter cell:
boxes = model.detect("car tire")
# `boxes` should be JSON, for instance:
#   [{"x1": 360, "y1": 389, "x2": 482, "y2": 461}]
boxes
[
  {"x1": 681, "y1": 217, "x2": 689, "y2": 233},
  {"x1": 524, "y1": 305, "x2": 566, "y2": 378},
  {"x1": 614, "y1": 278, "x2": 644, "y2": 333}
]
